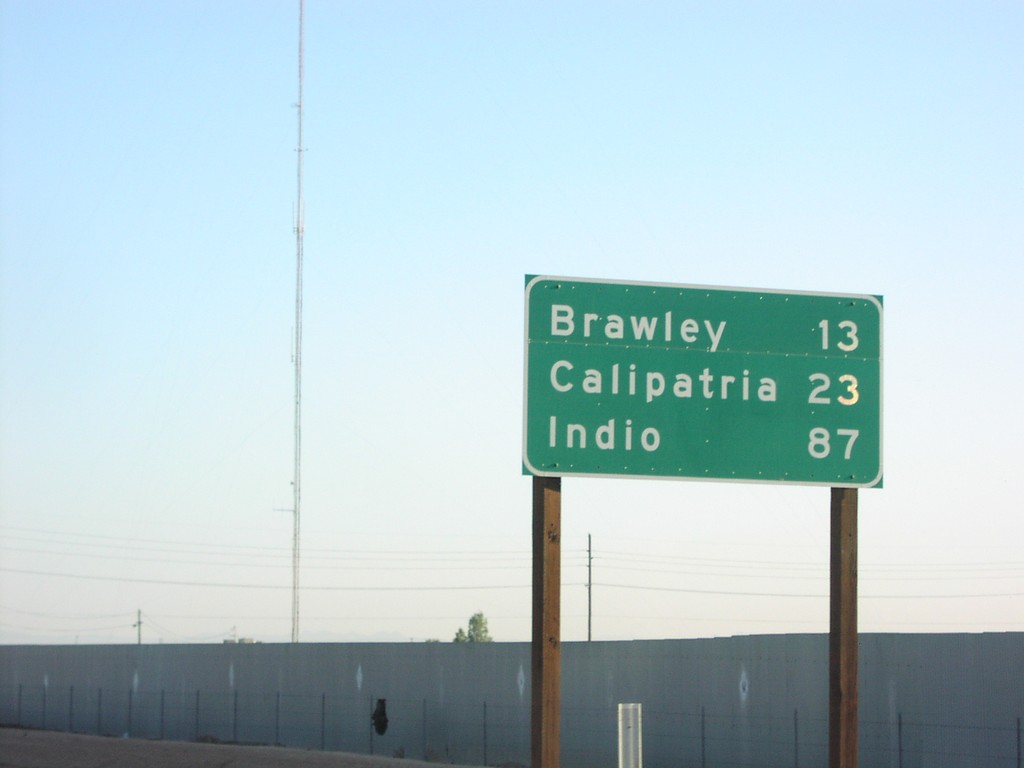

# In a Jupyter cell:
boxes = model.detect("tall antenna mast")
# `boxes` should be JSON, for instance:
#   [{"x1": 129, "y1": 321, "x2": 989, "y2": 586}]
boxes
[{"x1": 291, "y1": 0, "x2": 305, "y2": 644}]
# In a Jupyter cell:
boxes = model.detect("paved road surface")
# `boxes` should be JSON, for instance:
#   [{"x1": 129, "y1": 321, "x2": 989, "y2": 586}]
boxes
[{"x1": 0, "y1": 729, "x2": 489, "y2": 768}]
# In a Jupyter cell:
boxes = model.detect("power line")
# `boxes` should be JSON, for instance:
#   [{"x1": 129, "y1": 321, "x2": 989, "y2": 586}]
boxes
[
  {"x1": 0, "y1": 605, "x2": 134, "y2": 620},
  {"x1": 0, "y1": 544, "x2": 533, "y2": 572},
  {"x1": 5, "y1": 567, "x2": 1020, "y2": 600},
  {"x1": 5, "y1": 526, "x2": 1019, "y2": 574},
  {"x1": 3, "y1": 538, "x2": 1020, "y2": 583},
  {"x1": 595, "y1": 548, "x2": 1024, "y2": 571},
  {"x1": 0, "y1": 618, "x2": 137, "y2": 638},
  {"x1": 0, "y1": 525, "x2": 538, "y2": 561},
  {"x1": 6, "y1": 526, "x2": 1019, "y2": 571},
  {"x1": 594, "y1": 582, "x2": 1024, "y2": 599},
  {"x1": 0, "y1": 567, "x2": 546, "y2": 592}
]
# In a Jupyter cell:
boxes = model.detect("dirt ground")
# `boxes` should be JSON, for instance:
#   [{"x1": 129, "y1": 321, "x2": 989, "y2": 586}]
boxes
[{"x1": 0, "y1": 728, "x2": 485, "y2": 768}]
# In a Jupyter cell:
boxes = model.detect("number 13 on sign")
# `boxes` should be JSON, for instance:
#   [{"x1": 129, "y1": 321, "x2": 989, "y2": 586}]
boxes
[{"x1": 819, "y1": 319, "x2": 859, "y2": 351}]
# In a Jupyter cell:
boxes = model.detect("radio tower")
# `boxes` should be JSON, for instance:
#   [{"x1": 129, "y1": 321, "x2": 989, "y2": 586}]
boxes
[{"x1": 291, "y1": 0, "x2": 305, "y2": 644}]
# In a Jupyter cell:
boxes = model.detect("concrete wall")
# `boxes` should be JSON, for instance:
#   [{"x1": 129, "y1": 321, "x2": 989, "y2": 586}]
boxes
[{"x1": 1, "y1": 634, "x2": 1021, "y2": 767}]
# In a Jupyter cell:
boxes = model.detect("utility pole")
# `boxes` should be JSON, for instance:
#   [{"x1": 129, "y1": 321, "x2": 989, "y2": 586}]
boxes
[
  {"x1": 133, "y1": 610, "x2": 142, "y2": 645},
  {"x1": 587, "y1": 534, "x2": 593, "y2": 642}
]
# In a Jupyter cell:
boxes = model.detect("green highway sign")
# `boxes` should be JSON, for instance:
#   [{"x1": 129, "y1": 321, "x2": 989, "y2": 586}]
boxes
[{"x1": 523, "y1": 276, "x2": 883, "y2": 487}]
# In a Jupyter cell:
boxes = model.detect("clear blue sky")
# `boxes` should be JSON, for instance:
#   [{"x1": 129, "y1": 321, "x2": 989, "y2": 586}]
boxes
[{"x1": 1, "y1": 1, "x2": 1021, "y2": 644}]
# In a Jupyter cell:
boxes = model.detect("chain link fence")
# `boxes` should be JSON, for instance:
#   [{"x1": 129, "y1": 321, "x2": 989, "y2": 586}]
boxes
[{"x1": 3, "y1": 682, "x2": 1020, "y2": 767}]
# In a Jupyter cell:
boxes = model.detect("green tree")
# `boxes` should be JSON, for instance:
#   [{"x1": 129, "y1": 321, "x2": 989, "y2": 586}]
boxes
[{"x1": 453, "y1": 611, "x2": 492, "y2": 642}]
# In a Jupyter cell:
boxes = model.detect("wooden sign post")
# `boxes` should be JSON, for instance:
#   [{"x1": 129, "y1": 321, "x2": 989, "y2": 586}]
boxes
[
  {"x1": 829, "y1": 487, "x2": 858, "y2": 768},
  {"x1": 532, "y1": 476, "x2": 561, "y2": 768}
]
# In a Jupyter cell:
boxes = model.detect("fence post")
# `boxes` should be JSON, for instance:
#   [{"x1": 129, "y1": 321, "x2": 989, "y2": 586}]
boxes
[
  {"x1": 700, "y1": 706, "x2": 706, "y2": 768},
  {"x1": 794, "y1": 708, "x2": 799, "y2": 768},
  {"x1": 897, "y1": 712, "x2": 903, "y2": 768},
  {"x1": 617, "y1": 702, "x2": 643, "y2": 768}
]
